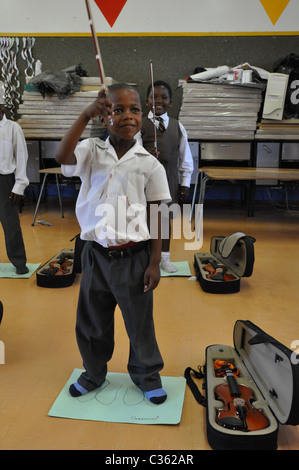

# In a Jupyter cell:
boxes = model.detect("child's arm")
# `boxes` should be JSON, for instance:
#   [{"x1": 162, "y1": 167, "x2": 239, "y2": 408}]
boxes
[
  {"x1": 144, "y1": 201, "x2": 162, "y2": 292},
  {"x1": 55, "y1": 89, "x2": 112, "y2": 165},
  {"x1": 178, "y1": 122, "x2": 193, "y2": 201}
]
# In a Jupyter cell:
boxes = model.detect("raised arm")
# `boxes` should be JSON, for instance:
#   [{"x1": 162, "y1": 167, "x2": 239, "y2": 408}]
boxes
[{"x1": 55, "y1": 89, "x2": 112, "y2": 165}]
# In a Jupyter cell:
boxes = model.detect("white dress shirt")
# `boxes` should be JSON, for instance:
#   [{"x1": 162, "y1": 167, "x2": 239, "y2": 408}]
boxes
[
  {"x1": 62, "y1": 137, "x2": 171, "y2": 247},
  {"x1": 0, "y1": 114, "x2": 29, "y2": 195}
]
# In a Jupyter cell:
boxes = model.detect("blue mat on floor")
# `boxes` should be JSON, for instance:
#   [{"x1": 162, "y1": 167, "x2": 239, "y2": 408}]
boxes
[
  {"x1": 48, "y1": 368, "x2": 186, "y2": 425},
  {"x1": 0, "y1": 263, "x2": 41, "y2": 278},
  {"x1": 160, "y1": 261, "x2": 191, "y2": 277}
]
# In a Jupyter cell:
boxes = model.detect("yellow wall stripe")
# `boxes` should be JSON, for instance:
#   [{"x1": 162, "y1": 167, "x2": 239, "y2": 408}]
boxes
[{"x1": 1, "y1": 31, "x2": 299, "y2": 37}]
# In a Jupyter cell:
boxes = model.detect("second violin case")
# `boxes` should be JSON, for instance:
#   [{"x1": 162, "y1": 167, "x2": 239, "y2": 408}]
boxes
[
  {"x1": 185, "y1": 320, "x2": 299, "y2": 450},
  {"x1": 36, "y1": 248, "x2": 76, "y2": 288},
  {"x1": 194, "y1": 232, "x2": 255, "y2": 294}
]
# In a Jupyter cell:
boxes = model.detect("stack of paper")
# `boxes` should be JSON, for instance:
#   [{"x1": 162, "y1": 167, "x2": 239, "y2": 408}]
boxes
[
  {"x1": 256, "y1": 119, "x2": 299, "y2": 140},
  {"x1": 178, "y1": 81, "x2": 263, "y2": 140},
  {"x1": 17, "y1": 91, "x2": 99, "y2": 139},
  {"x1": 17, "y1": 77, "x2": 113, "y2": 139}
]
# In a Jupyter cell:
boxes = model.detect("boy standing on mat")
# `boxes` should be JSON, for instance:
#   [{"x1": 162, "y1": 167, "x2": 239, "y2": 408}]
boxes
[
  {"x1": 139, "y1": 81, "x2": 193, "y2": 273},
  {"x1": 55, "y1": 84, "x2": 171, "y2": 404},
  {"x1": 0, "y1": 81, "x2": 29, "y2": 275}
]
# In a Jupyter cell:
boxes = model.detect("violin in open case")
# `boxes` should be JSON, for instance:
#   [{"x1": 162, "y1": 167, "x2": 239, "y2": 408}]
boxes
[
  {"x1": 36, "y1": 235, "x2": 85, "y2": 288},
  {"x1": 194, "y1": 232, "x2": 255, "y2": 293},
  {"x1": 36, "y1": 249, "x2": 76, "y2": 288},
  {"x1": 185, "y1": 320, "x2": 299, "y2": 450}
]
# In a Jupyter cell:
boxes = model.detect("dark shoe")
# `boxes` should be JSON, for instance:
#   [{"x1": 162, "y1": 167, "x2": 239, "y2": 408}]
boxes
[{"x1": 16, "y1": 265, "x2": 29, "y2": 275}]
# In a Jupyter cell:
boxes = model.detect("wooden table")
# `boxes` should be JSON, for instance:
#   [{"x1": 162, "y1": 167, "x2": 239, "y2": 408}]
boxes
[
  {"x1": 31, "y1": 167, "x2": 64, "y2": 225},
  {"x1": 190, "y1": 167, "x2": 299, "y2": 219}
]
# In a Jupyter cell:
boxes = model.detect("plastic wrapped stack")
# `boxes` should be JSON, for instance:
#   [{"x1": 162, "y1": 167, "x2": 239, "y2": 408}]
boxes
[
  {"x1": 178, "y1": 80, "x2": 264, "y2": 140},
  {"x1": 17, "y1": 76, "x2": 114, "y2": 139},
  {"x1": 256, "y1": 119, "x2": 299, "y2": 140}
]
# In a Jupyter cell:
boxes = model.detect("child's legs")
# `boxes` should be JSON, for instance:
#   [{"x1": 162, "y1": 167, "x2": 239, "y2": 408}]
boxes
[
  {"x1": 110, "y1": 248, "x2": 164, "y2": 391},
  {"x1": 125, "y1": 291, "x2": 164, "y2": 392},
  {"x1": 75, "y1": 242, "x2": 117, "y2": 390},
  {"x1": 161, "y1": 219, "x2": 171, "y2": 252},
  {"x1": 161, "y1": 209, "x2": 171, "y2": 251},
  {"x1": 0, "y1": 174, "x2": 27, "y2": 267}
]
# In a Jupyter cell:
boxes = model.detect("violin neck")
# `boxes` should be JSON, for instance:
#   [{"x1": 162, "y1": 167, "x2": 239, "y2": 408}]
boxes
[{"x1": 225, "y1": 369, "x2": 240, "y2": 397}]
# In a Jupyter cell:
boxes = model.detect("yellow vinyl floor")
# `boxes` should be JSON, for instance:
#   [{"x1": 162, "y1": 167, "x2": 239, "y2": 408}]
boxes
[{"x1": 0, "y1": 196, "x2": 299, "y2": 451}]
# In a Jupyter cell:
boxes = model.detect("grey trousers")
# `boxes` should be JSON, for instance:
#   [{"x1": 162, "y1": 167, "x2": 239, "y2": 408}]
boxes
[
  {"x1": 0, "y1": 174, "x2": 27, "y2": 267},
  {"x1": 76, "y1": 241, "x2": 164, "y2": 392}
]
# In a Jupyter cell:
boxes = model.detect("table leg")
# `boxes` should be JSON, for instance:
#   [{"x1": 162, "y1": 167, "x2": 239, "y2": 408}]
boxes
[
  {"x1": 31, "y1": 173, "x2": 48, "y2": 226},
  {"x1": 193, "y1": 175, "x2": 209, "y2": 234},
  {"x1": 190, "y1": 171, "x2": 199, "y2": 223},
  {"x1": 55, "y1": 174, "x2": 64, "y2": 218},
  {"x1": 199, "y1": 175, "x2": 209, "y2": 205},
  {"x1": 247, "y1": 180, "x2": 255, "y2": 217}
]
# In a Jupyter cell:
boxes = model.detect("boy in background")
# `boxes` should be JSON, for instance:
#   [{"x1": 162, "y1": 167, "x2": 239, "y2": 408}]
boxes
[
  {"x1": 0, "y1": 81, "x2": 29, "y2": 275},
  {"x1": 140, "y1": 80, "x2": 193, "y2": 273}
]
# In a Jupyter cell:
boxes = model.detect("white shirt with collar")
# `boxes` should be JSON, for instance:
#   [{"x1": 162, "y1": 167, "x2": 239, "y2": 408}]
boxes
[
  {"x1": 0, "y1": 114, "x2": 29, "y2": 195},
  {"x1": 137, "y1": 111, "x2": 194, "y2": 188},
  {"x1": 61, "y1": 137, "x2": 171, "y2": 247}
]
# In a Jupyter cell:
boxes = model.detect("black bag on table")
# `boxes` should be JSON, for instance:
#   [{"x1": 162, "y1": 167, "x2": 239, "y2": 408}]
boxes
[{"x1": 274, "y1": 53, "x2": 299, "y2": 118}]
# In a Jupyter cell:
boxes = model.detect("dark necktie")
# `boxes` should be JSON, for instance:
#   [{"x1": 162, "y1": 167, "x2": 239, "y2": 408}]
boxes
[{"x1": 156, "y1": 116, "x2": 166, "y2": 133}]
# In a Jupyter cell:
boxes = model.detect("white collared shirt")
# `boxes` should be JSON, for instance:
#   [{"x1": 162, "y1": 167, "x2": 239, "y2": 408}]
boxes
[
  {"x1": 137, "y1": 111, "x2": 194, "y2": 187},
  {"x1": 150, "y1": 111, "x2": 170, "y2": 130},
  {"x1": 62, "y1": 137, "x2": 171, "y2": 247},
  {"x1": 0, "y1": 114, "x2": 29, "y2": 194}
]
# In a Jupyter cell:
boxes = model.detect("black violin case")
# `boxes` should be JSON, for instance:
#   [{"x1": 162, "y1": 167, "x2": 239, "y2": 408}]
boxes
[
  {"x1": 185, "y1": 320, "x2": 299, "y2": 450},
  {"x1": 36, "y1": 248, "x2": 76, "y2": 288},
  {"x1": 36, "y1": 235, "x2": 85, "y2": 288},
  {"x1": 194, "y1": 232, "x2": 255, "y2": 294}
]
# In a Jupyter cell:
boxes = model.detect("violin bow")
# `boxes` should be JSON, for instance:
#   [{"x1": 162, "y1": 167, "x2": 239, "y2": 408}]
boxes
[
  {"x1": 150, "y1": 59, "x2": 158, "y2": 152},
  {"x1": 85, "y1": 0, "x2": 106, "y2": 90}
]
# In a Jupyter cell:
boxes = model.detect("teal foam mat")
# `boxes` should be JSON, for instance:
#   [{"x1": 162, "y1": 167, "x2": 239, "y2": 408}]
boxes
[
  {"x1": 49, "y1": 368, "x2": 186, "y2": 425},
  {"x1": 0, "y1": 263, "x2": 40, "y2": 278}
]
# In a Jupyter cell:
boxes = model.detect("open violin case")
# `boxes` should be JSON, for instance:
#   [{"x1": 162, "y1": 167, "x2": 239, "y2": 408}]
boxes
[
  {"x1": 36, "y1": 248, "x2": 76, "y2": 288},
  {"x1": 194, "y1": 232, "x2": 255, "y2": 294},
  {"x1": 185, "y1": 320, "x2": 299, "y2": 450},
  {"x1": 36, "y1": 235, "x2": 85, "y2": 288}
]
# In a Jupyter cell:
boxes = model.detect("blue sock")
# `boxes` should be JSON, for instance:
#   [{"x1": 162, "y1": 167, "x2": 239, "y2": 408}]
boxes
[
  {"x1": 69, "y1": 382, "x2": 89, "y2": 397},
  {"x1": 145, "y1": 388, "x2": 167, "y2": 404}
]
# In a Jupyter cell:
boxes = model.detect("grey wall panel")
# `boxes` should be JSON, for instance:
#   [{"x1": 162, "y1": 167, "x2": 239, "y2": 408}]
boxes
[{"x1": 15, "y1": 35, "x2": 299, "y2": 120}]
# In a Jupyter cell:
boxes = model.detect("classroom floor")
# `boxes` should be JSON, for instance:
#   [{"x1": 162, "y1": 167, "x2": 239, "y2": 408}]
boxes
[{"x1": 0, "y1": 195, "x2": 299, "y2": 451}]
